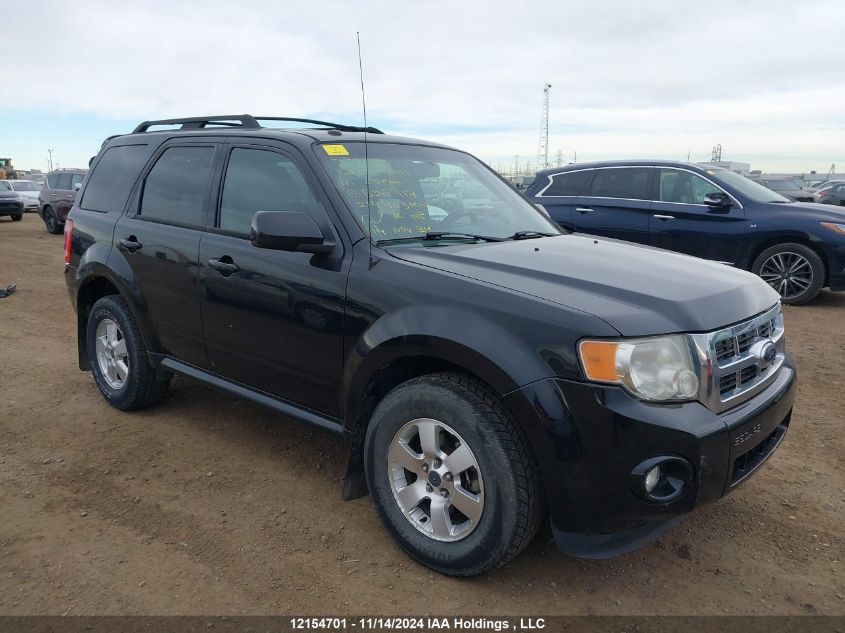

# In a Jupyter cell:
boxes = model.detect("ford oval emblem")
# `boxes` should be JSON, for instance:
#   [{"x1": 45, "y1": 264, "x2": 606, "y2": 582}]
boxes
[{"x1": 752, "y1": 340, "x2": 778, "y2": 368}]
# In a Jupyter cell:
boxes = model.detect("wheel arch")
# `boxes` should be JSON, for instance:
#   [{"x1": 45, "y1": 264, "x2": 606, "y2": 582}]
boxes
[
  {"x1": 340, "y1": 306, "x2": 551, "y2": 501},
  {"x1": 748, "y1": 234, "x2": 830, "y2": 286},
  {"x1": 74, "y1": 255, "x2": 159, "y2": 371}
]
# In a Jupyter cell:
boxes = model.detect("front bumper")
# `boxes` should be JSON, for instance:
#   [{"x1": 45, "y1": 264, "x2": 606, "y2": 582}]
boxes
[
  {"x1": 503, "y1": 356, "x2": 796, "y2": 558},
  {"x1": 0, "y1": 201, "x2": 24, "y2": 216},
  {"x1": 820, "y1": 238, "x2": 845, "y2": 291}
]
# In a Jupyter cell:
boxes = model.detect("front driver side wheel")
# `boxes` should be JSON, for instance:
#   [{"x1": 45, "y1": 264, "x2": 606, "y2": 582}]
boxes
[
  {"x1": 752, "y1": 243, "x2": 824, "y2": 305},
  {"x1": 364, "y1": 372, "x2": 544, "y2": 576}
]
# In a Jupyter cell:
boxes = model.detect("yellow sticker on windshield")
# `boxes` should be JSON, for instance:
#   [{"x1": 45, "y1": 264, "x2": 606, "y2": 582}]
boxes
[{"x1": 322, "y1": 144, "x2": 349, "y2": 156}]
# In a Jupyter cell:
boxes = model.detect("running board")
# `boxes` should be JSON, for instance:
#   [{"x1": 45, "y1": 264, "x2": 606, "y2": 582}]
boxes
[{"x1": 159, "y1": 357, "x2": 344, "y2": 435}]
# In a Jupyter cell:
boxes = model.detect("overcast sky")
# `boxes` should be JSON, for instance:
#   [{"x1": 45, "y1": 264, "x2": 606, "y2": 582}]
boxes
[{"x1": 3, "y1": 0, "x2": 843, "y2": 174}]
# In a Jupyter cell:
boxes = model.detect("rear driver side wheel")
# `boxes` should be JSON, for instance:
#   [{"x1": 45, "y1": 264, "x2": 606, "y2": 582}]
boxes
[
  {"x1": 86, "y1": 295, "x2": 170, "y2": 411},
  {"x1": 43, "y1": 207, "x2": 62, "y2": 234}
]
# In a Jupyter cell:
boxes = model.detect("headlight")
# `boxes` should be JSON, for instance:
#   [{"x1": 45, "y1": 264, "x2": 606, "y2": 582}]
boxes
[
  {"x1": 821, "y1": 222, "x2": 845, "y2": 237},
  {"x1": 578, "y1": 335, "x2": 699, "y2": 402}
]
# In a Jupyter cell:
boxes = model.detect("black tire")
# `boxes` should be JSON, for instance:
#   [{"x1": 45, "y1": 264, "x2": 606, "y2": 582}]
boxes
[
  {"x1": 752, "y1": 242, "x2": 825, "y2": 305},
  {"x1": 11, "y1": 214, "x2": 22, "y2": 222},
  {"x1": 364, "y1": 372, "x2": 544, "y2": 576},
  {"x1": 43, "y1": 206, "x2": 62, "y2": 234},
  {"x1": 86, "y1": 295, "x2": 170, "y2": 411}
]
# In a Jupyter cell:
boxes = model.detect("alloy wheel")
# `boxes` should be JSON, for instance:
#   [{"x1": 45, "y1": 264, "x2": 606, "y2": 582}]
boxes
[
  {"x1": 387, "y1": 418, "x2": 484, "y2": 542},
  {"x1": 95, "y1": 318, "x2": 130, "y2": 389},
  {"x1": 759, "y1": 251, "x2": 813, "y2": 301}
]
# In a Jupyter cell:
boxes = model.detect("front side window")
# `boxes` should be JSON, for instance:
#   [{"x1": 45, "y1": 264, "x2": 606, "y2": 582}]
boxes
[
  {"x1": 543, "y1": 170, "x2": 593, "y2": 196},
  {"x1": 586, "y1": 168, "x2": 651, "y2": 200},
  {"x1": 658, "y1": 169, "x2": 723, "y2": 204},
  {"x1": 55, "y1": 173, "x2": 72, "y2": 190},
  {"x1": 314, "y1": 142, "x2": 558, "y2": 243},
  {"x1": 0, "y1": 181, "x2": 11, "y2": 191},
  {"x1": 219, "y1": 148, "x2": 321, "y2": 235},
  {"x1": 81, "y1": 145, "x2": 149, "y2": 212},
  {"x1": 140, "y1": 146, "x2": 214, "y2": 226}
]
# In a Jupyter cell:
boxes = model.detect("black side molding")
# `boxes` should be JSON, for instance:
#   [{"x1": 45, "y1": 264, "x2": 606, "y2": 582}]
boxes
[{"x1": 159, "y1": 357, "x2": 344, "y2": 435}]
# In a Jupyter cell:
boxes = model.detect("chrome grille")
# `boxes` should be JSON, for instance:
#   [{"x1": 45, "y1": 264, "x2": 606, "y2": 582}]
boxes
[{"x1": 689, "y1": 305, "x2": 785, "y2": 414}]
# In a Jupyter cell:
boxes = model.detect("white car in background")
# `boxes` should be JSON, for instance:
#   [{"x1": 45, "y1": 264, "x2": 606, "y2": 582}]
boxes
[{"x1": 2, "y1": 180, "x2": 42, "y2": 212}]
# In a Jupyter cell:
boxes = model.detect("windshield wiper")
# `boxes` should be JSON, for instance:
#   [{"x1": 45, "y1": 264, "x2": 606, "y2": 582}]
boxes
[
  {"x1": 377, "y1": 231, "x2": 505, "y2": 246},
  {"x1": 510, "y1": 230, "x2": 558, "y2": 240}
]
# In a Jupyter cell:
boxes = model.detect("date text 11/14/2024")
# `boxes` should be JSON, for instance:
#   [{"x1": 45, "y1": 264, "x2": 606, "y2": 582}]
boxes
[{"x1": 290, "y1": 617, "x2": 547, "y2": 630}]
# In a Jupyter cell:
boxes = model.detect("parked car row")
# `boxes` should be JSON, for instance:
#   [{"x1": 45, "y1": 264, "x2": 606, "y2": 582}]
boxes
[{"x1": 525, "y1": 161, "x2": 845, "y2": 305}]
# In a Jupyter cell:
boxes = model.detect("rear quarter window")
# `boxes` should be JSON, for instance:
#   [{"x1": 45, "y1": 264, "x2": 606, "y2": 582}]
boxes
[
  {"x1": 81, "y1": 145, "x2": 149, "y2": 212},
  {"x1": 542, "y1": 170, "x2": 593, "y2": 196}
]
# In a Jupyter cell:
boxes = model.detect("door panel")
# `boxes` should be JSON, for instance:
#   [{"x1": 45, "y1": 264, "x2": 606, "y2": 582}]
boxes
[
  {"x1": 200, "y1": 234, "x2": 346, "y2": 417},
  {"x1": 112, "y1": 143, "x2": 217, "y2": 366},
  {"x1": 648, "y1": 168, "x2": 745, "y2": 264},
  {"x1": 199, "y1": 145, "x2": 347, "y2": 417},
  {"x1": 114, "y1": 217, "x2": 207, "y2": 364},
  {"x1": 572, "y1": 167, "x2": 653, "y2": 244}
]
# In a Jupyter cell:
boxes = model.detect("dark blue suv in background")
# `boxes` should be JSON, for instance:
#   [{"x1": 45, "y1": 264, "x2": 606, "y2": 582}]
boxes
[{"x1": 525, "y1": 161, "x2": 845, "y2": 304}]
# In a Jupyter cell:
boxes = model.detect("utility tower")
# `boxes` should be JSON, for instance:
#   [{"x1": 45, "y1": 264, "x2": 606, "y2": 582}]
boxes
[
  {"x1": 556, "y1": 149, "x2": 563, "y2": 167},
  {"x1": 536, "y1": 83, "x2": 551, "y2": 171},
  {"x1": 711, "y1": 144, "x2": 722, "y2": 163}
]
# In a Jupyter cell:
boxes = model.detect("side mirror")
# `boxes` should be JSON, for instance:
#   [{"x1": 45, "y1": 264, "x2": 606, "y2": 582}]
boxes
[
  {"x1": 73, "y1": 182, "x2": 82, "y2": 191},
  {"x1": 703, "y1": 192, "x2": 731, "y2": 208},
  {"x1": 250, "y1": 211, "x2": 334, "y2": 255}
]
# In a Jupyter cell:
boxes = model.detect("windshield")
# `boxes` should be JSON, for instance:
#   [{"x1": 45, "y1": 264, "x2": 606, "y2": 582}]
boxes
[
  {"x1": 703, "y1": 169, "x2": 790, "y2": 203},
  {"x1": 315, "y1": 142, "x2": 559, "y2": 243},
  {"x1": 10, "y1": 181, "x2": 40, "y2": 191}
]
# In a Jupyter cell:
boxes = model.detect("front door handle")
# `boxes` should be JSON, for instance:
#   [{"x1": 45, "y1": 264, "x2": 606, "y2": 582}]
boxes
[
  {"x1": 208, "y1": 258, "x2": 240, "y2": 275},
  {"x1": 575, "y1": 207, "x2": 594, "y2": 214},
  {"x1": 653, "y1": 214, "x2": 675, "y2": 221},
  {"x1": 118, "y1": 237, "x2": 143, "y2": 252}
]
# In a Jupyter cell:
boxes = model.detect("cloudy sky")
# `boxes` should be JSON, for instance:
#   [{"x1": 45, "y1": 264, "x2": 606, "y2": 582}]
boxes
[{"x1": 3, "y1": 0, "x2": 843, "y2": 174}]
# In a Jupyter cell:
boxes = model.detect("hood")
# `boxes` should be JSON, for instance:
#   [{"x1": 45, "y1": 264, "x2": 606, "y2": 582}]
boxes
[
  {"x1": 791, "y1": 201, "x2": 845, "y2": 220},
  {"x1": 388, "y1": 234, "x2": 779, "y2": 336}
]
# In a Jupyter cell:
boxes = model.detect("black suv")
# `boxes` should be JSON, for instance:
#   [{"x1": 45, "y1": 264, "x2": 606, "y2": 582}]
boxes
[
  {"x1": 525, "y1": 161, "x2": 845, "y2": 305},
  {"x1": 65, "y1": 115, "x2": 797, "y2": 576}
]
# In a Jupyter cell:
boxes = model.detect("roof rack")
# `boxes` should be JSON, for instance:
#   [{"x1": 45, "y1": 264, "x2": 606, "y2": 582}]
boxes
[{"x1": 131, "y1": 114, "x2": 383, "y2": 135}]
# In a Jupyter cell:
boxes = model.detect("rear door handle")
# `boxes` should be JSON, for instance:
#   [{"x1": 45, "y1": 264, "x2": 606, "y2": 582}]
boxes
[
  {"x1": 208, "y1": 258, "x2": 240, "y2": 274},
  {"x1": 653, "y1": 214, "x2": 675, "y2": 220},
  {"x1": 118, "y1": 237, "x2": 143, "y2": 252},
  {"x1": 575, "y1": 207, "x2": 594, "y2": 214}
]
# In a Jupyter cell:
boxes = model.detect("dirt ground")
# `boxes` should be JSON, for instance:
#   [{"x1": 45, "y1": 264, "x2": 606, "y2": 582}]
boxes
[{"x1": 0, "y1": 213, "x2": 842, "y2": 616}]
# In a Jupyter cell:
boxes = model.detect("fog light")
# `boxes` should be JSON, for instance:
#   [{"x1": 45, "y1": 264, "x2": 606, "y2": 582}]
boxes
[
  {"x1": 630, "y1": 456, "x2": 694, "y2": 503},
  {"x1": 644, "y1": 465, "x2": 661, "y2": 493}
]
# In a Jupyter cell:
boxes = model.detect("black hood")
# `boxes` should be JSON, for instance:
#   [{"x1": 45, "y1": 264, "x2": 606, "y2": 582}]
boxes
[{"x1": 388, "y1": 234, "x2": 779, "y2": 336}]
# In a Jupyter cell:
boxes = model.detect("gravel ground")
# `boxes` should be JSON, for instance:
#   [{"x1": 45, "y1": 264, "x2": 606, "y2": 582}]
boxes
[{"x1": 0, "y1": 214, "x2": 842, "y2": 615}]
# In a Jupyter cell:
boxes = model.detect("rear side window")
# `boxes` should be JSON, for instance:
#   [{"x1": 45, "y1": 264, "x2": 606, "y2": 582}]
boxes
[
  {"x1": 587, "y1": 168, "x2": 651, "y2": 200},
  {"x1": 55, "y1": 173, "x2": 72, "y2": 190},
  {"x1": 140, "y1": 146, "x2": 214, "y2": 227},
  {"x1": 543, "y1": 170, "x2": 593, "y2": 196},
  {"x1": 82, "y1": 145, "x2": 149, "y2": 212},
  {"x1": 219, "y1": 148, "x2": 321, "y2": 234}
]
